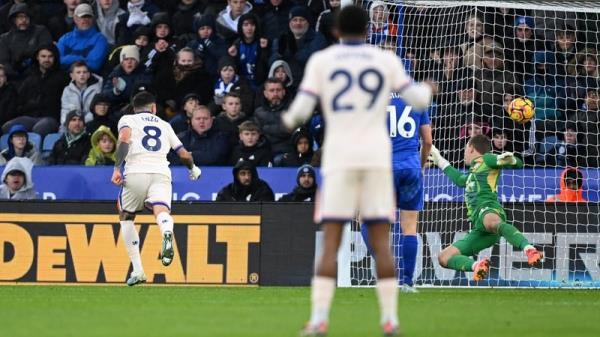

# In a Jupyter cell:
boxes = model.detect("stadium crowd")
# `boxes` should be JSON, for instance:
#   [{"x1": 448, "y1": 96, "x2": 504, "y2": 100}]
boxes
[{"x1": 0, "y1": 0, "x2": 599, "y2": 173}]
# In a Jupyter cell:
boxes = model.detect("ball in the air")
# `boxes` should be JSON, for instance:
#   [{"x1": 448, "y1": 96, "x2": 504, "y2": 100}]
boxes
[{"x1": 508, "y1": 97, "x2": 535, "y2": 124}]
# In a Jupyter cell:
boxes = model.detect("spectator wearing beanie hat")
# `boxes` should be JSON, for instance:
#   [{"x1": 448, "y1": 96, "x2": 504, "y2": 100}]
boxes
[
  {"x1": 47, "y1": 110, "x2": 92, "y2": 165},
  {"x1": 270, "y1": 5, "x2": 326, "y2": 82},
  {"x1": 188, "y1": 14, "x2": 227, "y2": 77},
  {"x1": 56, "y1": 3, "x2": 109, "y2": 73},
  {"x1": 86, "y1": 93, "x2": 119, "y2": 136},
  {"x1": 278, "y1": 164, "x2": 317, "y2": 202},
  {"x1": 102, "y1": 45, "x2": 152, "y2": 109},
  {"x1": 261, "y1": 0, "x2": 292, "y2": 41},
  {"x1": 505, "y1": 15, "x2": 543, "y2": 83}
]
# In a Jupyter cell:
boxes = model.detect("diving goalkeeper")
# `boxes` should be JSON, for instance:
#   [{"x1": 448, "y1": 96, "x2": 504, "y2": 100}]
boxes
[{"x1": 428, "y1": 134, "x2": 543, "y2": 281}]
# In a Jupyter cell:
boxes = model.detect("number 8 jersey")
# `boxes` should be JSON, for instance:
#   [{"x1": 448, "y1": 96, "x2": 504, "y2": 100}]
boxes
[
  {"x1": 117, "y1": 112, "x2": 183, "y2": 178},
  {"x1": 388, "y1": 94, "x2": 431, "y2": 170},
  {"x1": 298, "y1": 43, "x2": 413, "y2": 173}
]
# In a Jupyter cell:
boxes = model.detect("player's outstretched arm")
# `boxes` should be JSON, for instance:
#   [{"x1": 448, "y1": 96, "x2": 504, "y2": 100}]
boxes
[
  {"x1": 428, "y1": 145, "x2": 468, "y2": 187},
  {"x1": 111, "y1": 127, "x2": 132, "y2": 186},
  {"x1": 177, "y1": 147, "x2": 201, "y2": 180},
  {"x1": 484, "y1": 152, "x2": 524, "y2": 169}
]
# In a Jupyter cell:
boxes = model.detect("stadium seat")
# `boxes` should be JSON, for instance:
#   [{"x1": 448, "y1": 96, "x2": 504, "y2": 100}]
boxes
[
  {"x1": 28, "y1": 132, "x2": 42, "y2": 151},
  {"x1": 0, "y1": 134, "x2": 8, "y2": 151},
  {"x1": 42, "y1": 133, "x2": 61, "y2": 157}
]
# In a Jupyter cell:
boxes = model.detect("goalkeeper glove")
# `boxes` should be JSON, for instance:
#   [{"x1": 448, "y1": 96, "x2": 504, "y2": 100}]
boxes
[
  {"x1": 188, "y1": 165, "x2": 202, "y2": 180},
  {"x1": 497, "y1": 152, "x2": 517, "y2": 166},
  {"x1": 428, "y1": 145, "x2": 450, "y2": 170}
]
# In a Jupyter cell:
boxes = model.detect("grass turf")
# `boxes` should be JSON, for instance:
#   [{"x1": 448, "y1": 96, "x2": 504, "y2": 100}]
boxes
[{"x1": 0, "y1": 286, "x2": 598, "y2": 337}]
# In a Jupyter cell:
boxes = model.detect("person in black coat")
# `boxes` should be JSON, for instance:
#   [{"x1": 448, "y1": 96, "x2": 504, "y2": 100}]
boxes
[
  {"x1": 216, "y1": 159, "x2": 275, "y2": 202},
  {"x1": 278, "y1": 164, "x2": 317, "y2": 202},
  {"x1": 0, "y1": 64, "x2": 18, "y2": 131},
  {"x1": 176, "y1": 105, "x2": 231, "y2": 165},
  {"x1": 279, "y1": 126, "x2": 313, "y2": 167},
  {"x1": 47, "y1": 110, "x2": 91, "y2": 165},
  {"x1": 229, "y1": 120, "x2": 273, "y2": 166}
]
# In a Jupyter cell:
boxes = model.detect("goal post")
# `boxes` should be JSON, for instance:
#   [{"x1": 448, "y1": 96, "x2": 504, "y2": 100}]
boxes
[{"x1": 337, "y1": 0, "x2": 600, "y2": 288}]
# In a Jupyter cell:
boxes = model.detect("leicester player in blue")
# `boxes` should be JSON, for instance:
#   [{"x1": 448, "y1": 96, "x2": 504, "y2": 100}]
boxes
[{"x1": 361, "y1": 92, "x2": 433, "y2": 293}]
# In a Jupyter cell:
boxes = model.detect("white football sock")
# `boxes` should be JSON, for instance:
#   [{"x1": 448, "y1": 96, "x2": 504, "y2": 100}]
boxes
[
  {"x1": 309, "y1": 276, "x2": 336, "y2": 325},
  {"x1": 120, "y1": 220, "x2": 143, "y2": 275},
  {"x1": 376, "y1": 278, "x2": 398, "y2": 325},
  {"x1": 156, "y1": 212, "x2": 174, "y2": 235}
]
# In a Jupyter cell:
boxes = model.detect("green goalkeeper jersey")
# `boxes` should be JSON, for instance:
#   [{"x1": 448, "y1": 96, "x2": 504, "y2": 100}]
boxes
[{"x1": 443, "y1": 153, "x2": 524, "y2": 219}]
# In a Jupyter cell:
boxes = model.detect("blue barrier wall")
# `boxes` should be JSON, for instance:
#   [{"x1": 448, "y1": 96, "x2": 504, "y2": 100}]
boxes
[{"x1": 19, "y1": 166, "x2": 600, "y2": 201}]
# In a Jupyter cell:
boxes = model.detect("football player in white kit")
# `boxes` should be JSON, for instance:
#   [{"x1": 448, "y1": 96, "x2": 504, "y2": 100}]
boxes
[
  {"x1": 282, "y1": 5, "x2": 432, "y2": 336},
  {"x1": 111, "y1": 92, "x2": 202, "y2": 286}
]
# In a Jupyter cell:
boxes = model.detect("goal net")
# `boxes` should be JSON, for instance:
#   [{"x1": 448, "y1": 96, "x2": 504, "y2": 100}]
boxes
[{"x1": 339, "y1": 0, "x2": 600, "y2": 288}]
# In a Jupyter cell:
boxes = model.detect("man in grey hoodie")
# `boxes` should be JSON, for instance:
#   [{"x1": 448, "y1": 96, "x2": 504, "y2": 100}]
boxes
[{"x1": 0, "y1": 156, "x2": 36, "y2": 200}]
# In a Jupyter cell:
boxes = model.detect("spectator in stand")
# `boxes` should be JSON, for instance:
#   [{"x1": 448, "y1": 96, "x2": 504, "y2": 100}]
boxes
[
  {"x1": 544, "y1": 123, "x2": 585, "y2": 167},
  {"x1": 46, "y1": 0, "x2": 79, "y2": 42},
  {"x1": 3, "y1": 44, "x2": 69, "y2": 137},
  {"x1": 56, "y1": 3, "x2": 109, "y2": 73},
  {"x1": 84, "y1": 125, "x2": 116, "y2": 166},
  {"x1": 367, "y1": 1, "x2": 397, "y2": 46},
  {"x1": 212, "y1": 56, "x2": 254, "y2": 114},
  {"x1": 60, "y1": 61, "x2": 103, "y2": 131},
  {"x1": 0, "y1": 3, "x2": 52, "y2": 81},
  {"x1": 279, "y1": 126, "x2": 313, "y2": 167},
  {"x1": 216, "y1": 159, "x2": 275, "y2": 201},
  {"x1": 172, "y1": 0, "x2": 204, "y2": 41},
  {"x1": 47, "y1": 110, "x2": 91, "y2": 165},
  {"x1": 153, "y1": 47, "x2": 212, "y2": 114},
  {"x1": 85, "y1": 93, "x2": 118, "y2": 136},
  {"x1": 567, "y1": 48, "x2": 600, "y2": 99},
  {"x1": 227, "y1": 13, "x2": 269, "y2": 89},
  {"x1": 95, "y1": 0, "x2": 126, "y2": 47},
  {"x1": 229, "y1": 120, "x2": 273, "y2": 166},
  {"x1": 261, "y1": 0, "x2": 291, "y2": 41},
  {"x1": 257, "y1": 59, "x2": 295, "y2": 108},
  {"x1": 216, "y1": 0, "x2": 253, "y2": 43},
  {"x1": 491, "y1": 128, "x2": 515, "y2": 154},
  {"x1": 434, "y1": 47, "x2": 468, "y2": 106},
  {"x1": 114, "y1": 0, "x2": 159, "y2": 47},
  {"x1": 524, "y1": 51, "x2": 566, "y2": 147},
  {"x1": 0, "y1": 124, "x2": 42, "y2": 165},
  {"x1": 0, "y1": 64, "x2": 17, "y2": 129},
  {"x1": 461, "y1": 14, "x2": 502, "y2": 70},
  {"x1": 188, "y1": 14, "x2": 227, "y2": 77},
  {"x1": 170, "y1": 93, "x2": 199, "y2": 134},
  {"x1": 142, "y1": 12, "x2": 180, "y2": 74},
  {"x1": 316, "y1": 0, "x2": 340, "y2": 46},
  {"x1": 253, "y1": 78, "x2": 291, "y2": 159},
  {"x1": 570, "y1": 88, "x2": 600, "y2": 167},
  {"x1": 552, "y1": 21, "x2": 579, "y2": 77},
  {"x1": 278, "y1": 164, "x2": 317, "y2": 202},
  {"x1": 0, "y1": 157, "x2": 36, "y2": 200},
  {"x1": 477, "y1": 45, "x2": 522, "y2": 119},
  {"x1": 0, "y1": 0, "x2": 42, "y2": 34},
  {"x1": 270, "y1": 5, "x2": 326, "y2": 82},
  {"x1": 505, "y1": 16, "x2": 542, "y2": 83},
  {"x1": 176, "y1": 105, "x2": 231, "y2": 165},
  {"x1": 546, "y1": 167, "x2": 587, "y2": 202},
  {"x1": 213, "y1": 92, "x2": 248, "y2": 147},
  {"x1": 102, "y1": 45, "x2": 151, "y2": 109}
]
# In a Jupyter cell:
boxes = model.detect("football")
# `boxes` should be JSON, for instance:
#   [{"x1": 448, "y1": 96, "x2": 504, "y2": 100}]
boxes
[{"x1": 508, "y1": 97, "x2": 535, "y2": 124}]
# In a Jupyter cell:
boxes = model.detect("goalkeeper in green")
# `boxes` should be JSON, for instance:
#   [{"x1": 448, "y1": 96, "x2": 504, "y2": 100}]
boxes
[{"x1": 428, "y1": 134, "x2": 543, "y2": 281}]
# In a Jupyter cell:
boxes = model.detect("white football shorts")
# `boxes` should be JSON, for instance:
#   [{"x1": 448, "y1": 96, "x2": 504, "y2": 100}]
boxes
[{"x1": 118, "y1": 173, "x2": 172, "y2": 213}]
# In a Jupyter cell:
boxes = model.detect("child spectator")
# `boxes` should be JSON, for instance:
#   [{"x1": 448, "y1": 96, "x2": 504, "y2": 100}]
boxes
[
  {"x1": 0, "y1": 64, "x2": 17, "y2": 129},
  {"x1": 60, "y1": 61, "x2": 103, "y2": 131},
  {"x1": 213, "y1": 92, "x2": 248, "y2": 146},
  {"x1": 85, "y1": 125, "x2": 117, "y2": 166},
  {"x1": 212, "y1": 56, "x2": 254, "y2": 113},
  {"x1": 227, "y1": 13, "x2": 269, "y2": 89},
  {"x1": 544, "y1": 123, "x2": 585, "y2": 167},
  {"x1": 279, "y1": 126, "x2": 313, "y2": 167},
  {"x1": 171, "y1": 93, "x2": 200, "y2": 134},
  {"x1": 0, "y1": 157, "x2": 36, "y2": 200},
  {"x1": 229, "y1": 120, "x2": 273, "y2": 166},
  {"x1": 188, "y1": 14, "x2": 227, "y2": 77},
  {"x1": 268, "y1": 59, "x2": 295, "y2": 95},
  {"x1": 278, "y1": 164, "x2": 317, "y2": 202},
  {"x1": 0, "y1": 124, "x2": 42, "y2": 165},
  {"x1": 85, "y1": 93, "x2": 118, "y2": 136},
  {"x1": 547, "y1": 167, "x2": 587, "y2": 202}
]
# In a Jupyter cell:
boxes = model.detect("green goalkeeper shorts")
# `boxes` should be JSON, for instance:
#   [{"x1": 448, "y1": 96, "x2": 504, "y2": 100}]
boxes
[{"x1": 452, "y1": 206, "x2": 507, "y2": 256}]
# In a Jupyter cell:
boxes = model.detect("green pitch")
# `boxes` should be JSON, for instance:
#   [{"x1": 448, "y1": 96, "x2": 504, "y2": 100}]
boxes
[{"x1": 0, "y1": 286, "x2": 598, "y2": 337}]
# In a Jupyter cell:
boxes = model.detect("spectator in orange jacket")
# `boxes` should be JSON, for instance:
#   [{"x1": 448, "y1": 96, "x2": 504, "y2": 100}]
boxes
[{"x1": 547, "y1": 167, "x2": 587, "y2": 202}]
